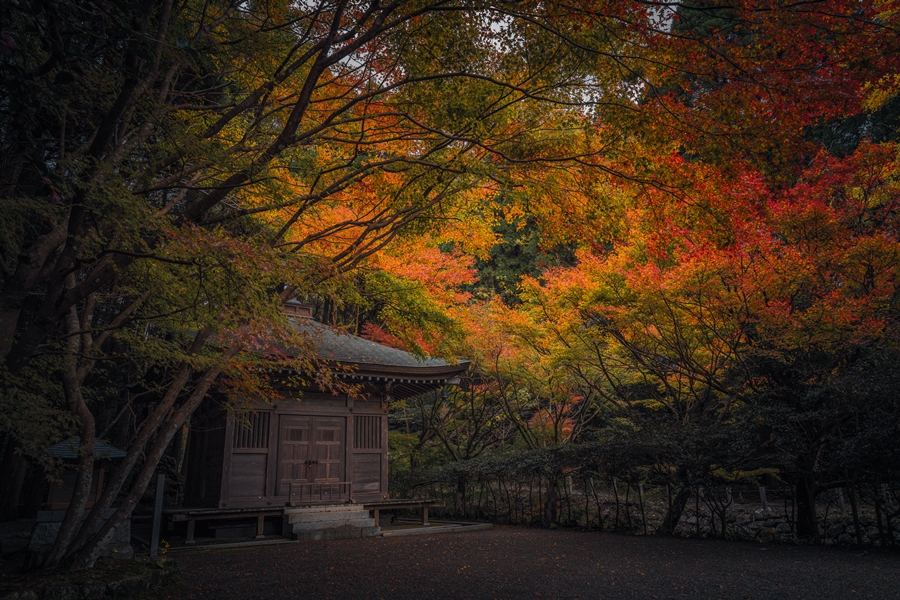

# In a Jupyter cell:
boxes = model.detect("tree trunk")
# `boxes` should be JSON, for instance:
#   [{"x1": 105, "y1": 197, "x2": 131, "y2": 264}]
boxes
[
  {"x1": 658, "y1": 485, "x2": 692, "y2": 535},
  {"x1": 795, "y1": 474, "x2": 820, "y2": 541},
  {"x1": 41, "y1": 301, "x2": 98, "y2": 569},
  {"x1": 638, "y1": 483, "x2": 647, "y2": 535},
  {"x1": 0, "y1": 447, "x2": 27, "y2": 521},
  {"x1": 612, "y1": 478, "x2": 620, "y2": 530},
  {"x1": 545, "y1": 476, "x2": 558, "y2": 525},
  {"x1": 67, "y1": 345, "x2": 239, "y2": 570},
  {"x1": 846, "y1": 476, "x2": 863, "y2": 546},
  {"x1": 454, "y1": 475, "x2": 467, "y2": 517},
  {"x1": 588, "y1": 477, "x2": 603, "y2": 530},
  {"x1": 404, "y1": 454, "x2": 420, "y2": 498},
  {"x1": 67, "y1": 327, "x2": 215, "y2": 556}
]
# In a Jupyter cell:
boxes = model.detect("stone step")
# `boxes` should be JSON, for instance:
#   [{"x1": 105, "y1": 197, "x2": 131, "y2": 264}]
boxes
[
  {"x1": 381, "y1": 523, "x2": 493, "y2": 537},
  {"x1": 285, "y1": 508, "x2": 371, "y2": 524},
  {"x1": 293, "y1": 526, "x2": 381, "y2": 542},
  {"x1": 286, "y1": 517, "x2": 376, "y2": 533},
  {"x1": 284, "y1": 504, "x2": 363, "y2": 514}
]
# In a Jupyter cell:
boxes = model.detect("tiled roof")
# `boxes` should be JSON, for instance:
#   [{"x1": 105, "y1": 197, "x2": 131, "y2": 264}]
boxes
[
  {"x1": 292, "y1": 319, "x2": 452, "y2": 369},
  {"x1": 49, "y1": 437, "x2": 127, "y2": 460}
]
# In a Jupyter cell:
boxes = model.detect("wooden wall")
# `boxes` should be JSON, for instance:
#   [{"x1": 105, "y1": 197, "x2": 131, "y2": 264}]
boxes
[
  {"x1": 182, "y1": 401, "x2": 227, "y2": 507},
  {"x1": 184, "y1": 392, "x2": 389, "y2": 509}
]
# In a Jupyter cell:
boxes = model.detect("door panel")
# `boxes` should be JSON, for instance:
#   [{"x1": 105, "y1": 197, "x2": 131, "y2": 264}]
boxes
[
  {"x1": 277, "y1": 415, "x2": 344, "y2": 497},
  {"x1": 313, "y1": 417, "x2": 344, "y2": 482},
  {"x1": 277, "y1": 416, "x2": 311, "y2": 496}
]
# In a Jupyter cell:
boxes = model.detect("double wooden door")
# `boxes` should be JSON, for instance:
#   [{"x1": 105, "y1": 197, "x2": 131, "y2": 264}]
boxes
[{"x1": 276, "y1": 415, "x2": 345, "y2": 496}]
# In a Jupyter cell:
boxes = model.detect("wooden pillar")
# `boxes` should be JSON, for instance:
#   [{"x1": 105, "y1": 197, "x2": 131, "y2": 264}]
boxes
[
  {"x1": 422, "y1": 505, "x2": 429, "y2": 526},
  {"x1": 256, "y1": 513, "x2": 266, "y2": 539},
  {"x1": 185, "y1": 519, "x2": 196, "y2": 544}
]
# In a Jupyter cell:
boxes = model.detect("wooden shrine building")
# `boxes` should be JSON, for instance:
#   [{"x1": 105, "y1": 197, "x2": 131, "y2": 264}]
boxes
[{"x1": 174, "y1": 302, "x2": 468, "y2": 542}]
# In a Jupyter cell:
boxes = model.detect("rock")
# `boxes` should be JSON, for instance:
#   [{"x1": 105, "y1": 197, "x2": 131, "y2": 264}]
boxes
[
  {"x1": 827, "y1": 525, "x2": 844, "y2": 538},
  {"x1": 42, "y1": 586, "x2": 80, "y2": 600},
  {"x1": 763, "y1": 519, "x2": 782, "y2": 528},
  {"x1": 0, "y1": 591, "x2": 40, "y2": 600},
  {"x1": 775, "y1": 522, "x2": 793, "y2": 534},
  {"x1": 838, "y1": 533, "x2": 853, "y2": 545},
  {"x1": 79, "y1": 582, "x2": 108, "y2": 599},
  {"x1": 106, "y1": 575, "x2": 143, "y2": 595},
  {"x1": 868, "y1": 526, "x2": 881, "y2": 537},
  {"x1": 28, "y1": 510, "x2": 131, "y2": 561}
]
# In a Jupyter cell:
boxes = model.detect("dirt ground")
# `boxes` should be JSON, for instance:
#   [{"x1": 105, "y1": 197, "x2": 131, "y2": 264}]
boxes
[{"x1": 164, "y1": 527, "x2": 900, "y2": 600}]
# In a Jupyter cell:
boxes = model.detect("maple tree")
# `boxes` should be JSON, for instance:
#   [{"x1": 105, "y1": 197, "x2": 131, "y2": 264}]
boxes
[{"x1": 421, "y1": 0, "x2": 900, "y2": 539}]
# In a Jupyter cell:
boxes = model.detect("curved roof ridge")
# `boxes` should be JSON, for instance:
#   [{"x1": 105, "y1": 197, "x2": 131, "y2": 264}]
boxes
[{"x1": 290, "y1": 317, "x2": 463, "y2": 370}]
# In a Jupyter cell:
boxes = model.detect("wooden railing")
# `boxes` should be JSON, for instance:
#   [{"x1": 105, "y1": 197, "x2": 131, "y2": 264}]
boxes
[{"x1": 288, "y1": 481, "x2": 351, "y2": 505}]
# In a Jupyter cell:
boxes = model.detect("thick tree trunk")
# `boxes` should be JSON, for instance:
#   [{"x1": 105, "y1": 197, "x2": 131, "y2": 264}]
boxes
[
  {"x1": 404, "y1": 454, "x2": 420, "y2": 499},
  {"x1": 454, "y1": 475, "x2": 467, "y2": 517},
  {"x1": 0, "y1": 446, "x2": 27, "y2": 521},
  {"x1": 69, "y1": 328, "x2": 214, "y2": 552},
  {"x1": 42, "y1": 303, "x2": 97, "y2": 569},
  {"x1": 545, "y1": 476, "x2": 558, "y2": 525},
  {"x1": 794, "y1": 474, "x2": 820, "y2": 541},
  {"x1": 658, "y1": 485, "x2": 692, "y2": 535},
  {"x1": 0, "y1": 225, "x2": 67, "y2": 358},
  {"x1": 846, "y1": 476, "x2": 863, "y2": 546},
  {"x1": 67, "y1": 346, "x2": 240, "y2": 570}
]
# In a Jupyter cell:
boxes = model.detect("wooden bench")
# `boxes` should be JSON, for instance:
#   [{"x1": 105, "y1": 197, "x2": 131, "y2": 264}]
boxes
[
  {"x1": 362, "y1": 499, "x2": 445, "y2": 527},
  {"x1": 163, "y1": 507, "x2": 283, "y2": 544}
]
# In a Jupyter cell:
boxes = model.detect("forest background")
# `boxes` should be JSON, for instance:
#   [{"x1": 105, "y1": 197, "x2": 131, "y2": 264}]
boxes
[{"x1": 2, "y1": 0, "x2": 900, "y2": 570}]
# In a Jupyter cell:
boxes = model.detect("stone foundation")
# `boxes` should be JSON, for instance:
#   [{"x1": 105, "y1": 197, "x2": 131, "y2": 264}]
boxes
[
  {"x1": 25, "y1": 509, "x2": 132, "y2": 569},
  {"x1": 282, "y1": 505, "x2": 380, "y2": 541}
]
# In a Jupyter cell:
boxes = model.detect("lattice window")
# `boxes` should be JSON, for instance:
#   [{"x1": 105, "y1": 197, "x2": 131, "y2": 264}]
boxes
[
  {"x1": 233, "y1": 412, "x2": 270, "y2": 448},
  {"x1": 354, "y1": 416, "x2": 382, "y2": 449}
]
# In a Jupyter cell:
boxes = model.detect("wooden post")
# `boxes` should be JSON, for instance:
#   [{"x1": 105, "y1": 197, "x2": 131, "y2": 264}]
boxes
[
  {"x1": 373, "y1": 508, "x2": 380, "y2": 527},
  {"x1": 759, "y1": 486, "x2": 768, "y2": 511},
  {"x1": 422, "y1": 505, "x2": 429, "y2": 526},
  {"x1": 256, "y1": 513, "x2": 266, "y2": 540},
  {"x1": 185, "y1": 519, "x2": 196, "y2": 545},
  {"x1": 150, "y1": 473, "x2": 165, "y2": 557}
]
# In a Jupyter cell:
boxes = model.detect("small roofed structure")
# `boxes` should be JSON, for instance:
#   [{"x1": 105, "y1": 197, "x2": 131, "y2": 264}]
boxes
[
  {"x1": 27, "y1": 437, "x2": 132, "y2": 566},
  {"x1": 179, "y1": 302, "x2": 468, "y2": 536},
  {"x1": 46, "y1": 437, "x2": 126, "y2": 510}
]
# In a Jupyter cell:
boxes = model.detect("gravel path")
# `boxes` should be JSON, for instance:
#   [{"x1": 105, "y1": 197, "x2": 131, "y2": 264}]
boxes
[{"x1": 167, "y1": 527, "x2": 900, "y2": 600}]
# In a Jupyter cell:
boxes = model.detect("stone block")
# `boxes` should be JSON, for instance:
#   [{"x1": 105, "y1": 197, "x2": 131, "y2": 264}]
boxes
[
  {"x1": 288, "y1": 517, "x2": 375, "y2": 533},
  {"x1": 0, "y1": 591, "x2": 40, "y2": 600},
  {"x1": 295, "y1": 527, "x2": 361, "y2": 542},
  {"x1": 359, "y1": 526, "x2": 381, "y2": 538},
  {"x1": 27, "y1": 509, "x2": 131, "y2": 562},
  {"x1": 285, "y1": 509, "x2": 370, "y2": 525}
]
